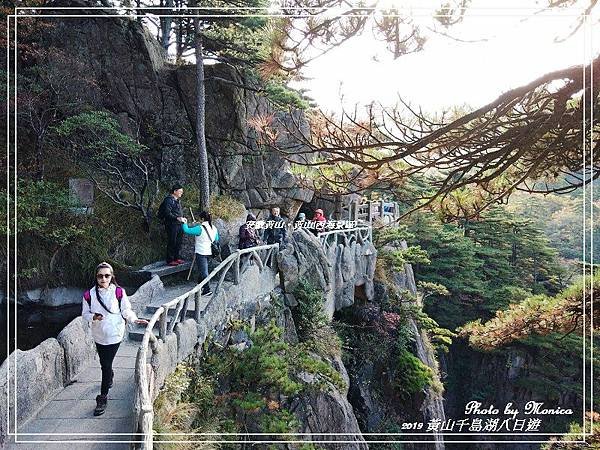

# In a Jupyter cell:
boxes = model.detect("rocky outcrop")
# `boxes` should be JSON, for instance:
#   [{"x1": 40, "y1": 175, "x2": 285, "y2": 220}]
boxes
[
  {"x1": 40, "y1": 14, "x2": 313, "y2": 216},
  {"x1": 278, "y1": 229, "x2": 377, "y2": 318},
  {"x1": 39, "y1": 286, "x2": 83, "y2": 307},
  {"x1": 278, "y1": 229, "x2": 334, "y2": 307},
  {"x1": 339, "y1": 240, "x2": 446, "y2": 450},
  {"x1": 128, "y1": 274, "x2": 166, "y2": 316},
  {"x1": 289, "y1": 387, "x2": 368, "y2": 450},
  {"x1": 56, "y1": 316, "x2": 97, "y2": 382},
  {"x1": 0, "y1": 338, "x2": 66, "y2": 444}
]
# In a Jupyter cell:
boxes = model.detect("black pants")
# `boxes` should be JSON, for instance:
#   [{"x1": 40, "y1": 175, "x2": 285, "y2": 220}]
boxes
[
  {"x1": 165, "y1": 222, "x2": 183, "y2": 263},
  {"x1": 96, "y1": 342, "x2": 120, "y2": 396}
]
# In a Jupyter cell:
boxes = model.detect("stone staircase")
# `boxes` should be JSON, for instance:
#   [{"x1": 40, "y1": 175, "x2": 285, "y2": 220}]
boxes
[{"x1": 127, "y1": 280, "x2": 213, "y2": 342}]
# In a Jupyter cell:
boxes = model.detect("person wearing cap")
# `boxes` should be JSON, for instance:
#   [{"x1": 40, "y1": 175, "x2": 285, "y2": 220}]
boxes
[
  {"x1": 81, "y1": 262, "x2": 148, "y2": 416},
  {"x1": 157, "y1": 183, "x2": 187, "y2": 266}
]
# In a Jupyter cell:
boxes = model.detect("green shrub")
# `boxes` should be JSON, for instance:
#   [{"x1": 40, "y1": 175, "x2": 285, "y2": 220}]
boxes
[
  {"x1": 264, "y1": 82, "x2": 309, "y2": 110},
  {"x1": 292, "y1": 278, "x2": 329, "y2": 341},
  {"x1": 259, "y1": 409, "x2": 300, "y2": 434},
  {"x1": 393, "y1": 349, "x2": 434, "y2": 399},
  {"x1": 208, "y1": 194, "x2": 246, "y2": 222}
]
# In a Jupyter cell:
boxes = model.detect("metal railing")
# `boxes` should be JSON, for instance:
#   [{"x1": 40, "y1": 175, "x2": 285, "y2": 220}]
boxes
[{"x1": 133, "y1": 243, "x2": 279, "y2": 449}]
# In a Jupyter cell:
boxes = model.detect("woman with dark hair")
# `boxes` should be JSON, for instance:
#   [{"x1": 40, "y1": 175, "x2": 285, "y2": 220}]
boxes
[
  {"x1": 81, "y1": 262, "x2": 148, "y2": 416},
  {"x1": 182, "y1": 211, "x2": 220, "y2": 296},
  {"x1": 239, "y1": 213, "x2": 260, "y2": 250}
]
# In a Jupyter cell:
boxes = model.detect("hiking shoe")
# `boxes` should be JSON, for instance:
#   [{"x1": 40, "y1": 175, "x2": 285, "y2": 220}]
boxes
[
  {"x1": 167, "y1": 261, "x2": 180, "y2": 266},
  {"x1": 175, "y1": 259, "x2": 185, "y2": 264},
  {"x1": 108, "y1": 370, "x2": 114, "y2": 389},
  {"x1": 94, "y1": 395, "x2": 107, "y2": 416}
]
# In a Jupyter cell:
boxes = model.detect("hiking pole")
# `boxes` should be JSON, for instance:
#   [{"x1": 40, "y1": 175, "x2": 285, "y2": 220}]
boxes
[
  {"x1": 187, "y1": 254, "x2": 195, "y2": 281},
  {"x1": 187, "y1": 207, "x2": 197, "y2": 281}
]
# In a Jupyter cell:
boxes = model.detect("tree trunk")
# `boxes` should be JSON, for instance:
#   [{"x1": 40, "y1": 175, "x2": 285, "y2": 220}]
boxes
[
  {"x1": 160, "y1": 0, "x2": 173, "y2": 51},
  {"x1": 194, "y1": 19, "x2": 210, "y2": 211},
  {"x1": 175, "y1": 18, "x2": 183, "y2": 61}
]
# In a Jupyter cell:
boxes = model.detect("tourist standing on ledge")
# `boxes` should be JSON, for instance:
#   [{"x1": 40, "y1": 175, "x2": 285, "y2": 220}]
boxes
[
  {"x1": 81, "y1": 262, "x2": 148, "y2": 417},
  {"x1": 157, "y1": 183, "x2": 187, "y2": 266},
  {"x1": 182, "y1": 211, "x2": 220, "y2": 297},
  {"x1": 263, "y1": 206, "x2": 287, "y2": 247}
]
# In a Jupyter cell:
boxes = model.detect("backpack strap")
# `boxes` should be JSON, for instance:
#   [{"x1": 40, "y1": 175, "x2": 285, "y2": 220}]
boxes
[
  {"x1": 115, "y1": 286, "x2": 123, "y2": 305},
  {"x1": 83, "y1": 290, "x2": 91, "y2": 306},
  {"x1": 201, "y1": 224, "x2": 215, "y2": 243}
]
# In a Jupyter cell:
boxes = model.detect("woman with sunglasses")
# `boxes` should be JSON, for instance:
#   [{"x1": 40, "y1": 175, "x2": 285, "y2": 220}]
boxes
[{"x1": 81, "y1": 262, "x2": 148, "y2": 416}]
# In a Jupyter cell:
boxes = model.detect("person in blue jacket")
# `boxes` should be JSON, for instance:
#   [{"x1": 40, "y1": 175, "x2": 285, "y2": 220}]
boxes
[{"x1": 182, "y1": 211, "x2": 220, "y2": 296}]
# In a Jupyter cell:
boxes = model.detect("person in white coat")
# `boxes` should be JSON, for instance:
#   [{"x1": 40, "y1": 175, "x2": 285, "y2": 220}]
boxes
[
  {"x1": 81, "y1": 262, "x2": 148, "y2": 416},
  {"x1": 182, "y1": 210, "x2": 220, "y2": 296}
]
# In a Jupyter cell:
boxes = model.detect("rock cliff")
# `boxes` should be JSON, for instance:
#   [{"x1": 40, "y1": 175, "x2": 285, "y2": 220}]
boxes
[{"x1": 36, "y1": 12, "x2": 313, "y2": 216}]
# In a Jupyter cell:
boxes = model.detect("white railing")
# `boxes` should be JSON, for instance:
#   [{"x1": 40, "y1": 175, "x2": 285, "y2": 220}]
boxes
[
  {"x1": 133, "y1": 244, "x2": 279, "y2": 449},
  {"x1": 317, "y1": 226, "x2": 373, "y2": 252},
  {"x1": 343, "y1": 200, "x2": 400, "y2": 224}
]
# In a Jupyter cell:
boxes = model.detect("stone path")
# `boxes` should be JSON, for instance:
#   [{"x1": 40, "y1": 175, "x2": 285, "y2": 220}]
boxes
[
  {"x1": 7, "y1": 269, "x2": 255, "y2": 448},
  {"x1": 9, "y1": 340, "x2": 141, "y2": 448}
]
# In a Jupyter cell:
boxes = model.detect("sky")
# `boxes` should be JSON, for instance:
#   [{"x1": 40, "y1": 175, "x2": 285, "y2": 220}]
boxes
[{"x1": 290, "y1": 0, "x2": 599, "y2": 114}]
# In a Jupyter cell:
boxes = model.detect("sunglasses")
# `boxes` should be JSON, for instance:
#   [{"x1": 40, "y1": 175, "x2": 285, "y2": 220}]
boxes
[{"x1": 96, "y1": 273, "x2": 112, "y2": 279}]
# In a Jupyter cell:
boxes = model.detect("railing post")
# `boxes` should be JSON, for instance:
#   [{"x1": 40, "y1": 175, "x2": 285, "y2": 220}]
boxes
[
  {"x1": 234, "y1": 253, "x2": 240, "y2": 285},
  {"x1": 368, "y1": 201, "x2": 373, "y2": 225},
  {"x1": 380, "y1": 200, "x2": 385, "y2": 220},
  {"x1": 181, "y1": 294, "x2": 191, "y2": 322},
  {"x1": 195, "y1": 291, "x2": 202, "y2": 321},
  {"x1": 159, "y1": 309, "x2": 168, "y2": 340}
]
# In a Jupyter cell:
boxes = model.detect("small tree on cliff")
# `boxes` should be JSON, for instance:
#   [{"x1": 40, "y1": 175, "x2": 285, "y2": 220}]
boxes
[
  {"x1": 153, "y1": 0, "x2": 271, "y2": 210},
  {"x1": 54, "y1": 111, "x2": 159, "y2": 230}
]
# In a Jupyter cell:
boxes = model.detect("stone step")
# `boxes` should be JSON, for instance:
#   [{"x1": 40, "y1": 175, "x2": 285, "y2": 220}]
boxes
[
  {"x1": 128, "y1": 321, "x2": 164, "y2": 342},
  {"x1": 134, "y1": 260, "x2": 193, "y2": 278}
]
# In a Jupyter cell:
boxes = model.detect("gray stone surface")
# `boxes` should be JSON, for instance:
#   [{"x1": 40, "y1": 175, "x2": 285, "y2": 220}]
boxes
[
  {"x1": 277, "y1": 229, "x2": 334, "y2": 316},
  {"x1": 289, "y1": 385, "x2": 368, "y2": 450},
  {"x1": 128, "y1": 275, "x2": 166, "y2": 316},
  {"x1": 150, "y1": 333, "x2": 178, "y2": 400},
  {"x1": 57, "y1": 316, "x2": 98, "y2": 383},
  {"x1": 279, "y1": 229, "x2": 377, "y2": 318},
  {"x1": 39, "y1": 287, "x2": 83, "y2": 307},
  {"x1": 15, "y1": 339, "x2": 66, "y2": 422},
  {"x1": 4, "y1": 340, "x2": 140, "y2": 447},
  {"x1": 174, "y1": 319, "x2": 197, "y2": 363}
]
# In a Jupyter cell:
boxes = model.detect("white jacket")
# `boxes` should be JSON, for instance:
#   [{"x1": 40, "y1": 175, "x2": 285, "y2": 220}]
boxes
[
  {"x1": 182, "y1": 221, "x2": 218, "y2": 256},
  {"x1": 81, "y1": 284, "x2": 139, "y2": 345}
]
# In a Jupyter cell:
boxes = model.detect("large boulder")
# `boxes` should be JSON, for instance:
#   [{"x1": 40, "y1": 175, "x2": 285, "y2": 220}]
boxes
[
  {"x1": 280, "y1": 229, "x2": 377, "y2": 318},
  {"x1": 128, "y1": 275, "x2": 166, "y2": 316},
  {"x1": 39, "y1": 286, "x2": 83, "y2": 307},
  {"x1": 277, "y1": 229, "x2": 333, "y2": 299},
  {"x1": 289, "y1": 386, "x2": 368, "y2": 449},
  {"x1": 56, "y1": 317, "x2": 97, "y2": 382},
  {"x1": 175, "y1": 319, "x2": 198, "y2": 362},
  {"x1": 151, "y1": 332, "x2": 178, "y2": 399},
  {"x1": 0, "y1": 338, "x2": 66, "y2": 441}
]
